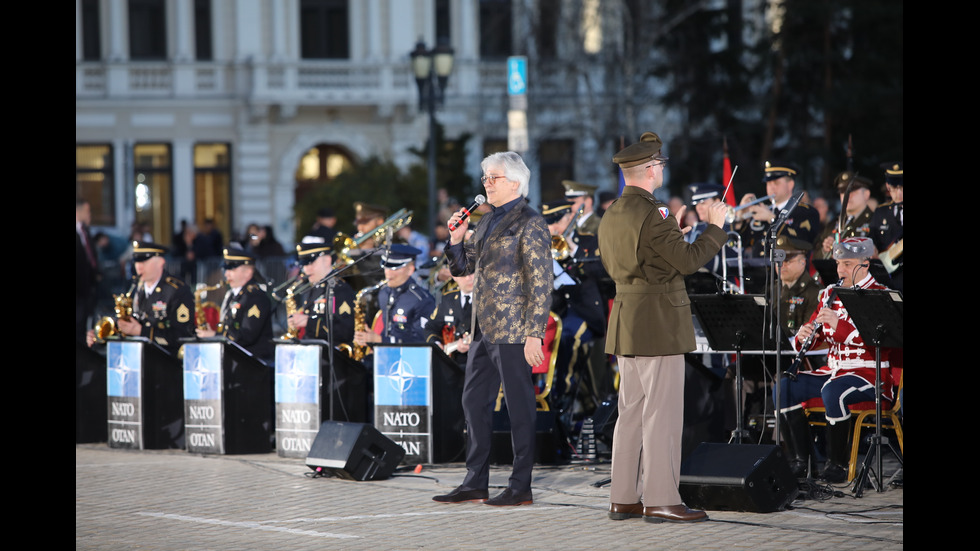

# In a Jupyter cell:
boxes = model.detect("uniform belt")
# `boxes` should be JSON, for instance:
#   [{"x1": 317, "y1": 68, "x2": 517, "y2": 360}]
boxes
[{"x1": 615, "y1": 281, "x2": 686, "y2": 294}]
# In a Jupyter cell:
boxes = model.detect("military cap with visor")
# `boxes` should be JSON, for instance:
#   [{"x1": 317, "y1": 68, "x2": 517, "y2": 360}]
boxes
[
  {"x1": 612, "y1": 132, "x2": 668, "y2": 168},
  {"x1": 541, "y1": 199, "x2": 575, "y2": 224},
  {"x1": 380, "y1": 244, "x2": 422, "y2": 269},
  {"x1": 132, "y1": 241, "x2": 168, "y2": 262},
  {"x1": 561, "y1": 180, "x2": 598, "y2": 198},
  {"x1": 762, "y1": 161, "x2": 800, "y2": 182},
  {"x1": 882, "y1": 162, "x2": 903, "y2": 187},
  {"x1": 222, "y1": 247, "x2": 258, "y2": 269},
  {"x1": 296, "y1": 237, "x2": 333, "y2": 265}
]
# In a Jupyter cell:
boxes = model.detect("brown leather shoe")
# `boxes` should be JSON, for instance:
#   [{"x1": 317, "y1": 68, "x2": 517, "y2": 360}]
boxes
[
  {"x1": 608, "y1": 502, "x2": 644, "y2": 520},
  {"x1": 643, "y1": 505, "x2": 709, "y2": 524}
]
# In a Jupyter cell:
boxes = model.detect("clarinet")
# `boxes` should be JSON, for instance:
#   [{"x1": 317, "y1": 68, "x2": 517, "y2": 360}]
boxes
[{"x1": 785, "y1": 278, "x2": 842, "y2": 381}]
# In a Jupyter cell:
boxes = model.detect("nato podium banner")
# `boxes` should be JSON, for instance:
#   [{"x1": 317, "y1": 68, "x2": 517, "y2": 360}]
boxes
[
  {"x1": 182, "y1": 339, "x2": 272, "y2": 455},
  {"x1": 373, "y1": 344, "x2": 464, "y2": 465},
  {"x1": 274, "y1": 340, "x2": 370, "y2": 459},
  {"x1": 106, "y1": 339, "x2": 184, "y2": 450}
]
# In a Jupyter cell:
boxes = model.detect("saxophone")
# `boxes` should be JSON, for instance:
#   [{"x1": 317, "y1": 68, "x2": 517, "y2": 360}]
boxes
[
  {"x1": 279, "y1": 273, "x2": 309, "y2": 340},
  {"x1": 93, "y1": 275, "x2": 139, "y2": 343},
  {"x1": 347, "y1": 279, "x2": 387, "y2": 361},
  {"x1": 194, "y1": 282, "x2": 224, "y2": 331}
]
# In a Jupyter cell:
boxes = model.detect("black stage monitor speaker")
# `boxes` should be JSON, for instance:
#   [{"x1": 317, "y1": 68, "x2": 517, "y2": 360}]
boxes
[
  {"x1": 679, "y1": 443, "x2": 798, "y2": 513},
  {"x1": 306, "y1": 421, "x2": 406, "y2": 481}
]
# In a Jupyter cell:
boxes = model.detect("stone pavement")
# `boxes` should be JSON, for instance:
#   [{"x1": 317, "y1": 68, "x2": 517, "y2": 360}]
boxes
[{"x1": 76, "y1": 443, "x2": 902, "y2": 550}]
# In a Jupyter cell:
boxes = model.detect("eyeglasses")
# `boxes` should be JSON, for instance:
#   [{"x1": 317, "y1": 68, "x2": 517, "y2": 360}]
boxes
[
  {"x1": 647, "y1": 160, "x2": 667, "y2": 169},
  {"x1": 481, "y1": 174, "x2": 505, "y2": 184}
]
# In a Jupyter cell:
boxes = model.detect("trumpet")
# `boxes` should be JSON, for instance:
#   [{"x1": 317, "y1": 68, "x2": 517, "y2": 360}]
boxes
[
  {"x1": 726, "y1": 194, "x2": 774, "y2": 224},
  {"x1": 552, "y1": 204, "x2": 585, "y2": 262},
  {"x1": 93, "y1": 275, "x2": 139, "y2": 343},
  {"x1": 334, "y1": 208, "x2": 414, "y2": 266}
]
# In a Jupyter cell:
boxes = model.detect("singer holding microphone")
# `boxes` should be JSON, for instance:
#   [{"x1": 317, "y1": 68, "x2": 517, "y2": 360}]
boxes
[
  {"x1": 432, "y1": 151, "x2": 553, "y2": 507},
  {"x1": 775, "y1": 236, "x2": 897, "y2": 482}
]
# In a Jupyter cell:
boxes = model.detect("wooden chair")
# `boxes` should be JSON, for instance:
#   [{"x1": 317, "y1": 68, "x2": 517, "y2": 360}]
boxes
[{"x1": 803, "y1": 367, "x2": 904, "y2": 482}]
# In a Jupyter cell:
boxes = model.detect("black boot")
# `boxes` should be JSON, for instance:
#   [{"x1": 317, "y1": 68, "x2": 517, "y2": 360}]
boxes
[
  {"x1": 779, "y1": 410, "x2": 813, "y2": 478},
  {"x1": 820, "y1": 421, "x2": 851, "y2": 483}
]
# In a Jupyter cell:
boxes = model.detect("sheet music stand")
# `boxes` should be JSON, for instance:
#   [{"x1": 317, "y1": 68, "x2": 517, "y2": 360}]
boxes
[
  {"x1": 834, "y1": 288, "x2": 903, "y2": 496},
  {"x1": 690, "y1": 294, "x2": 768, "y2": 444}
]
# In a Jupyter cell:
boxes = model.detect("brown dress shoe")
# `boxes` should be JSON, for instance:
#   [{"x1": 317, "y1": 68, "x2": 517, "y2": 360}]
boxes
[
  {"x1": 608, "y1": 502, "x2": 644, "y2": 520},
  {"x1": 643, "y1": 505, "x2": 709, "y2": 524}
]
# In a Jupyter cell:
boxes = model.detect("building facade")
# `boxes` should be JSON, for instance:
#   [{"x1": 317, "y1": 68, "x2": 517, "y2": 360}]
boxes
[{"x1": 76, "y1": 0, "x2": 674, "y2": 253}]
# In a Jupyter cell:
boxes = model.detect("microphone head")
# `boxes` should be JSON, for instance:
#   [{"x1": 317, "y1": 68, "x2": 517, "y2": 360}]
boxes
[{"x1": 474, "y1": 194, "x2": 486, "y2": 206}]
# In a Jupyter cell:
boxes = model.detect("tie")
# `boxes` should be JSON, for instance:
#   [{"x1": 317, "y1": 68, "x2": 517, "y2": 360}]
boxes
[{"x1": 79, "y1": 227, "x2": 96, "y2": 268}]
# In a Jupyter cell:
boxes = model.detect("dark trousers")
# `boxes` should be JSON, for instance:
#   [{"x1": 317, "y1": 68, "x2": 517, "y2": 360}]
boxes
[{"x1": 460, "y1": 338, "x2": 536, "y2": 492}]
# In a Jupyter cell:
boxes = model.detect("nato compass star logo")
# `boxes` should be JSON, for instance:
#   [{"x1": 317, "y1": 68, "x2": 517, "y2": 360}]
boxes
[
  {"x1": 108, "y1": 342, "x2": 141, "y2": 397},
  {"x1": 182, "y1": 344, "x2": 221, "y2": 400},
  {"x1": 379, "y1": 359, "x2": 426, "y2": 406},
  {"x1": 274, "y1": 346, "x2": 318, "y2": 404}
]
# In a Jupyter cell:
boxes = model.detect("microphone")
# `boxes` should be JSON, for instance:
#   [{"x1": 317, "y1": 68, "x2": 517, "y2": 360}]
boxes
[{"x1": 449, "y1": 194, "x2": 486, "y2": 231}]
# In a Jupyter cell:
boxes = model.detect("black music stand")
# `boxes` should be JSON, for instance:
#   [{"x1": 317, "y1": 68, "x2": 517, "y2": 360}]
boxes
[
  {"x1": 690, "y1": 294, "x2": 768, "y2": 444},
  {"x1": 834, "y1": 288, "x2": 903, "y2": 496}
]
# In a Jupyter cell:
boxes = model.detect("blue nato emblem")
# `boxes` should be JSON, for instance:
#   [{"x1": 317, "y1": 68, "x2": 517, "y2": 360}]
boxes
[
  {"x1": 182, "y1": 342, "x2": 222, "y2": 401},
  {"x1": 375, "y1": 347, "x2": 431, "y2": 407},
  {"x1": 107, "y1": 341, "x2": 142, "y2": 398},
  {"x1": 274, "y1": 345, "x2": 319, "y2": 404}
]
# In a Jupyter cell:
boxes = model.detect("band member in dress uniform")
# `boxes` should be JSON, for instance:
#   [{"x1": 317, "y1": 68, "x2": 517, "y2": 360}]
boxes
[
  {"x1": 425, "y1": 272, "x2": 475, "y2": 367},
  {"x1": 543, "y1": 199, "x2": 608, "y2": 413},
  {"x1": 562, "y1": 179, "x2": 601, "y2": 236},
  {"x1": 353, "y1": 202, "x2": 388, "y2": 250},
  {"x1": 287, "y1": 238, "x2": 356, "y2": 347},
  {"x1": 106, "y1": 241, "x2": 195, "y2": 356},
  {"x1": 869, "y1": 162, "x2": 903, "y2": 293},
  {"x1": 817, "y1": 172, "x2": 875, "y2": 259},
  {"x1": 776, "y1": 237, "x2": 897, "y2": 482},
  {"x1": 776, "y1": 236, "x2": 821, "y2": 337},
  {"x1": 743, "y1": 161, "x2": 821, "y2": 256},
  {"x1": 194, "y1": 247, "x2": 274, "y2": 363},
  {"x1": 354, "y1": 244, "x2": 435, "y2": 345}
]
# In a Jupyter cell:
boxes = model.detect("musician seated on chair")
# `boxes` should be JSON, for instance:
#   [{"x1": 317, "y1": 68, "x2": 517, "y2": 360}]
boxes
[
  {"x1": 775, "y1": 237, "x2": 897, "y2": 483},
  {"x1": 196, "y1": 247, "x2": 274, "y2": 364},
  {"x1": 287, "y1": 238, "x2": 356, "y2": 347},
  {"x1": 425, "y1": 272, "x2": 475, "y2": 367},
  {"x1": 354, "y1": 244, "x2": 435, "y2": 346}
]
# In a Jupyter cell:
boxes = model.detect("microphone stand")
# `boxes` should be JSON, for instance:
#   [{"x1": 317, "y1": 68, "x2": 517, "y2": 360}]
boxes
[
  {"x1": 765, "y1": 191, "x2": 802, "y2": 441},
  {"x1": 314, "y1": 248, "x2": 382, "y2": 421}
]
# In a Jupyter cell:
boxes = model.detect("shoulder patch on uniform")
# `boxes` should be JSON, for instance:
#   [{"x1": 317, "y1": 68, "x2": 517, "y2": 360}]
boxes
[
  {"x1": 338, "y1": 301, "x2": 351, "y2": 315},
  {"x1": 247, "y1": 304, "x2": 261, "y2": 318},
  {"x1": 658, "y1": 207, "x2": 669, "y2": 219}
]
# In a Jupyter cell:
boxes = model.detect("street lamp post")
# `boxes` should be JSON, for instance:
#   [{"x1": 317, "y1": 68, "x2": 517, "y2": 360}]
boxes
[{"x1": 410, "y1": 40, "x2": 454, "y2": 252}]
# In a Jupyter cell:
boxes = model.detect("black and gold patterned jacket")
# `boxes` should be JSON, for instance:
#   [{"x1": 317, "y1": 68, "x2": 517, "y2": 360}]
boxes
[{"x1": 445, "y1": 199, "x2": 553, "y2": 344}]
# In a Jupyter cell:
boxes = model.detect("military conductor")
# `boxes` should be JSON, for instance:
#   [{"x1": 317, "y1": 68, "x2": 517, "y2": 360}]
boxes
[
  {"x1": 599, "y1": 132, "x2": 727, "y2": 524},
  {"x1": 433, "y1": 151, "x2": 553, "y2": 507}
]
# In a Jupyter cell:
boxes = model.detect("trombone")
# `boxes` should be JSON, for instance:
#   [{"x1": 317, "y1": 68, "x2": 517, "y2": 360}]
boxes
[{"x1": 333, "y1": 208, "x2": 414, "y2": 266}]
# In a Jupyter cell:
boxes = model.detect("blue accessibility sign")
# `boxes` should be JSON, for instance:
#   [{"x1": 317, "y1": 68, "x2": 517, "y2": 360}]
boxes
[{"x1": 507, "y1": 56, "x2": 527, "y2": 96}]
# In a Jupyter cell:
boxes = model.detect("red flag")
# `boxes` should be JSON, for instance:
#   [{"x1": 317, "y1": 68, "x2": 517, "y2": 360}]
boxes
[{"x1": 723, "y1": 137, "x2": 736, "y2": 207}]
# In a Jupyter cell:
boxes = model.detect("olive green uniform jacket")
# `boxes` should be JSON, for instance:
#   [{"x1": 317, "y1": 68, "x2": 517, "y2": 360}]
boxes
[{"x1": 598, "y1": 186, "x2": 726, "y2": 356}]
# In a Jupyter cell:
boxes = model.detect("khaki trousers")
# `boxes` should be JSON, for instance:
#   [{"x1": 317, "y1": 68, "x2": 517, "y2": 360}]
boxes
[{"x1": 610, "y1": 354, "x2": 684, "y2": 507}]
